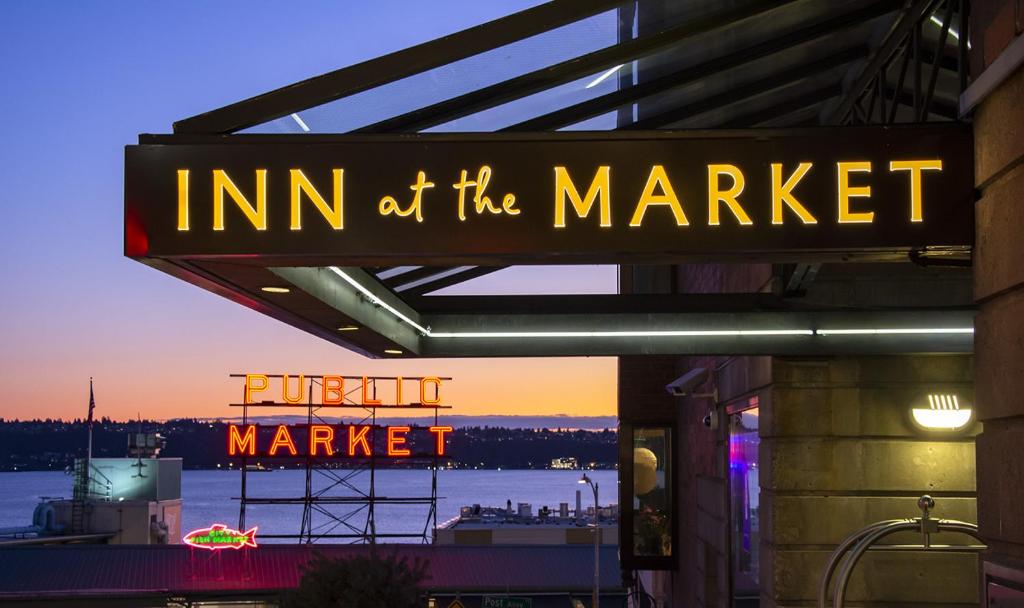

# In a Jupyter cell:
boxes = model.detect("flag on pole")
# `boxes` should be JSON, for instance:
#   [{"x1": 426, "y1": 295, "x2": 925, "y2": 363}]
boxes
[{"x1": 88, "y1": 377, "x2": 95, "y2": 423}]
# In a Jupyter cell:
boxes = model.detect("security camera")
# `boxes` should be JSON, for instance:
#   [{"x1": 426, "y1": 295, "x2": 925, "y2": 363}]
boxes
[{"x1": 665, "y1": 368, "x2": 710, "y2": 397}]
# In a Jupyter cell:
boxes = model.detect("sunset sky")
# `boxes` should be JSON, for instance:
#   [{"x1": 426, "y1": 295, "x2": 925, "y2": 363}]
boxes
[{"x1": 0, "y1": 1, "x2": 617, "y2": 421}]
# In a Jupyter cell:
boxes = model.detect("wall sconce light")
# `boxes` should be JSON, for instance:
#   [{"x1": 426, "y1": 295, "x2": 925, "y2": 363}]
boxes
[{"x1": 910, "y1": 393, "x2": 974, "y2": 432}]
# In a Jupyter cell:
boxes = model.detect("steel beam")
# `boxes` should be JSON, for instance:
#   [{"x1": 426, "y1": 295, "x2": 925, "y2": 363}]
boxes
[
  {"x1": 826, "y1": 0, "x2": 938, "y2": 124},
  {"x1": 270, "y1": 266, "x2": 424, "y2": 353},
  {"x1": 626, "y1": 46, "x2": 864, "y2": 129},
  {"x1": 381, "y1": 266, "x2": 448, "y2": 288},
  {"x1": 504, "y1": 0, "x2": 896, "y2": 131},
  {"x1": 354, "y1": 0, "x2": 800, "y2": 133},
  {"x1": 400, "y1": 266, "x2": 509, "y2": 297},
  {"x1": 173, "y1": 0, "x2": 625, "y2": 134},
  {"x1": 715, "y1": 84, "x2": 842, "y2": 129}
]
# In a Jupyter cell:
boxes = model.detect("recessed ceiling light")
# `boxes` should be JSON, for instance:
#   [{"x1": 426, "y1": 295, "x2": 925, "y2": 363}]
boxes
[
  {"x1": 260, "y1": 286, "x2": 290, "y2": 294},
  {"x1": 337, "y1": 325, "x2": 359, "y2": 332},
  {"x1": 384, "y1": 349, "x2": 403, "y2": 355}
]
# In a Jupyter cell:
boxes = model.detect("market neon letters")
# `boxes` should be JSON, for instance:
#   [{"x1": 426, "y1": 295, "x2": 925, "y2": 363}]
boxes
[{"x1": 226, "y1": 423, "x2": 453, "y2": 458}]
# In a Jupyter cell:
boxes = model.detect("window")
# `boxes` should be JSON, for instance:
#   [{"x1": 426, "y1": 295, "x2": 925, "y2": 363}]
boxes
[
  {"x1": 729, "y1": 406, "x2": 760, "y2": 598},
  {"x1": 632, "y1": 427, "x2": 671, "y2": 558}
]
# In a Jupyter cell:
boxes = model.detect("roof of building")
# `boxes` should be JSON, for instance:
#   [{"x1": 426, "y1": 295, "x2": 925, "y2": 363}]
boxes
[
  {"x1": 0, "y1": 543, "x2": 623, "y2": 601},
  {"x1": 127, "y1": 0, "x2": 973, "y2": 361}
]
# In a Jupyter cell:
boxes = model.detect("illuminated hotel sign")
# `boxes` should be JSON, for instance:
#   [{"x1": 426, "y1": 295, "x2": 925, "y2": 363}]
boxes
[{"x1": 125, "y1": 125, "x2": 973, "y2": 263}]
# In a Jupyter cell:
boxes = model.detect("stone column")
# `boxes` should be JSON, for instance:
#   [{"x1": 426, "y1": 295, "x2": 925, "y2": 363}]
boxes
[
  {"x1": 760, "y1": 356, "x2": 978, "y2": 607},
  {"x1": 972, "y1": 37, "x2": 1024, "y2": 598}
]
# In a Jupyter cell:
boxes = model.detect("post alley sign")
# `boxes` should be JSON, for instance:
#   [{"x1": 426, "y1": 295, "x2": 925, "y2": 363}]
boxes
[{"x1": 124, "y1": 125, "x2": 973, "y2": 264}]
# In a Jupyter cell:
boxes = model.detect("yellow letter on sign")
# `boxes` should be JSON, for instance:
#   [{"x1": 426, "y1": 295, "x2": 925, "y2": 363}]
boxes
[
  {"x1": 554, "y1": 166, "x2": 611, "y2": 228},
  {"x1": 708, "y1": 164, "x2": 752, "y2": 226},
  {"x1": 213, "y1": 169, "x2": 267, "y2": 231},
  {"x1": 771, "y1": 163, "x2": 818, "y2": 225},
  {"x1": 629, "y1": 165, "x2": 689, "y2": 227},
  {"x1": 890, "y1": 160, "x2": 942, "y2": 222},
  {"x1": 837, "y1": 161, "x2": 873, "y2": 223},
  {"x1": 290, "y1": 169, "x2": 344, "y2": 230}
]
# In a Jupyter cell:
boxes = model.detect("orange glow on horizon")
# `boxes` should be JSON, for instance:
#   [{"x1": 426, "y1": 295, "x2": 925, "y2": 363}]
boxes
[{"x1": 3, "y1": 318, "x2": 617, "y2": 423}]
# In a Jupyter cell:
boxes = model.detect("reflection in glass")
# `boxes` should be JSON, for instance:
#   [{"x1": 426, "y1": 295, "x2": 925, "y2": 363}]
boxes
[
  {"x1": 730, "y1": 407, "x2": 760, "y2": 597},
  {"x1": 244, "y1": 4, "x2": 623, "y2": 135},
  {"x1": 632, "y1": 427, "x2": 671, "y2": 557}
]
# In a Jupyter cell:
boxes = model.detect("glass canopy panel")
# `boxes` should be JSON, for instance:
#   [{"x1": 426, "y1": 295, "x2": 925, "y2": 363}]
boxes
[
  {"x1": 622, "y1": 25, "x2": 882, "y2": 129},
  {"x1": 242, "y1": 2, "x2": 627, "y2": 135},
  {"x1": 422, "y1": 1, "x2": 893, "y2": 133},
  {"x1": 424, "y1": 70, "x2": 624, "y2": 132}
]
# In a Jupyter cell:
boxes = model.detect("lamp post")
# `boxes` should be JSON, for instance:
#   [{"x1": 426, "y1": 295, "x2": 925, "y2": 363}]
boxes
[{"x1": 579, "y1": 473, "x2": 599, "y2": 608}]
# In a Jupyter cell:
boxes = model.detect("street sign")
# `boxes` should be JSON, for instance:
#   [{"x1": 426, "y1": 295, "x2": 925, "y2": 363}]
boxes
[{"x1": 482, "y1": 596, "x2": 533, "y2": 608}]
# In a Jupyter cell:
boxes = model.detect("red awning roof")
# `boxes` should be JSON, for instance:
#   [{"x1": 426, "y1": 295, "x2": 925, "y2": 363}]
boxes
[{"x1": 0, "y1": 543, "x2": 622, "y2": 601}]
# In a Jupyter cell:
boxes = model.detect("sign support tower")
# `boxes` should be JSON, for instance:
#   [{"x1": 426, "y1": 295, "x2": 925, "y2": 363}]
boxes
[{"x1": 231, "y1": 374, "x2": 450, "y2": 544}]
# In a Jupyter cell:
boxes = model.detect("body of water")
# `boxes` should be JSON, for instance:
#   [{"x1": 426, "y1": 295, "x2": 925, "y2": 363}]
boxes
[{"x1": 0, "y1": 469, "x2": 617, "y2": 540}]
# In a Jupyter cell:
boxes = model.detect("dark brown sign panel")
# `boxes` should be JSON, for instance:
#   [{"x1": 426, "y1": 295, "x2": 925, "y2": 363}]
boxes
[{"x1": 125, "y1": 126, "x2": 973, "y2": 264}]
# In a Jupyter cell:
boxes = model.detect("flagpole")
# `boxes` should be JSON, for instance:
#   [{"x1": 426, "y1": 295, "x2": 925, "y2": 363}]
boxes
[{"x1": 84, "y1": 377, "x2": 95, "y2": 496}]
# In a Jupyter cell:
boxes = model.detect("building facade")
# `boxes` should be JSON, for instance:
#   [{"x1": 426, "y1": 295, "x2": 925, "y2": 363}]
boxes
[{"x1": 120, "y1": 0, "x2": 1024, "y2": 605}]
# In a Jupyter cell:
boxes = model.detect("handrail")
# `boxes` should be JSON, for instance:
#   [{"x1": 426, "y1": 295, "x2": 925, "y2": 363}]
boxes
[
  {"x1": 818, "y1": 495, "x2": 987, "y2": 608},
  {"x1": 816, "y1": 519, "x2": 904, "y2": 608}
]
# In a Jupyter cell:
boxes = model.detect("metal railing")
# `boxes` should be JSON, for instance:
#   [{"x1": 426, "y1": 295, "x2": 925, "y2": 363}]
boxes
[
  {"x1": 818, "y1": 495, "x2": 986, "y2": 608},
  {"x1": 830, "y1": 0, "x2": 969, "y2": 125}
]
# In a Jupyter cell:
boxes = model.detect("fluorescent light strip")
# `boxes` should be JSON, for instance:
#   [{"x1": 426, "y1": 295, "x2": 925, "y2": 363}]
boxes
[
  {"x1": 290, "y1": 113, "x2": 311, "y2": 132},
  {"x1": 327, "y1": 270, "x2": 975, "y2": 342},
  {"x1": 816, "y1": 327, "x2": 974, "y2": 336},
  {"x1": 585, "y1": 64, "x2": 624, "y2": 89},
  {"x1": 429, "y1": 329, "x2": 814, "y2": 339},
  {"x1": 929, "y1": 15, "x2": 960, "y2": 41},
  {"x1": 328, "y1": 267, "x2": 431, "y2": 335}
]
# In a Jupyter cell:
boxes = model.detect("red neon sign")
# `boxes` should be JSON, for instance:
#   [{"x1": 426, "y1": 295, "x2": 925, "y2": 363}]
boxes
[
  {"x1": 183, "y1": 523, "x2": 258, "y2": 551},
  {"x1": 226, "y1": 423, "x2": 452, "y2": 458},
  {"x1": 242, "y1": 374, "x2": 444, "y2": 406}
]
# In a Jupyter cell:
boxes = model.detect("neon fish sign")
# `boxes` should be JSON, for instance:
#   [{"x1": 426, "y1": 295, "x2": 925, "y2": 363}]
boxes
[{"x1": 183, "y1": 523, "x2": 258, "y2": 551}]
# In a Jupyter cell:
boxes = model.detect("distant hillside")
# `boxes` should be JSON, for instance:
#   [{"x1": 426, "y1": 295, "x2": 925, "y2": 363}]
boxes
[
  {"x1": 0, "y1": 419, "x2": 617, "y2": 471},
  {"x1": 222, "y1": 414, "x2": 617, "y2": 430}
]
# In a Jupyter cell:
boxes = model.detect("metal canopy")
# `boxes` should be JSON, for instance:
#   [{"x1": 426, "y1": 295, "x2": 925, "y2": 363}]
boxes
[{"x1": 133, "y1": 0, "x2": 975, "y2": 359}]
